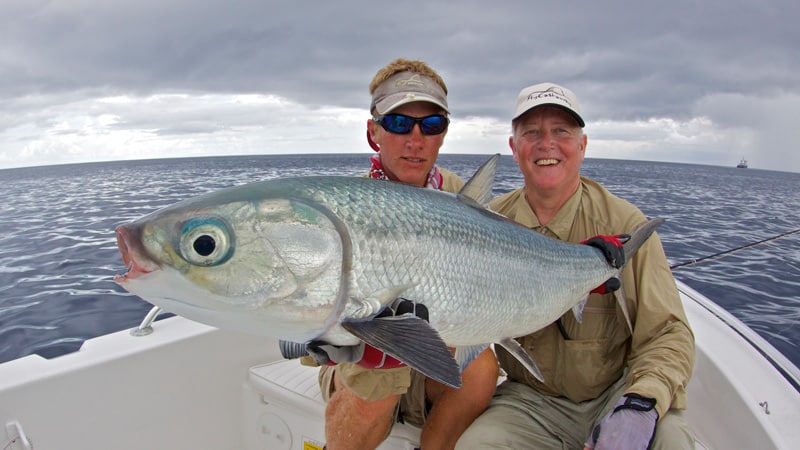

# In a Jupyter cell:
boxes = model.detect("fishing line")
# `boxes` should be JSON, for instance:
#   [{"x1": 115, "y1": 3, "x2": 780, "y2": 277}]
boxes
[{"x1": 670, "y1": 228, "x2": 800, "y2": 270}]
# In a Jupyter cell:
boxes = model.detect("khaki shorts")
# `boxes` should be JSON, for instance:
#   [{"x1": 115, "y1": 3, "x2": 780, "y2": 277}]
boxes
[{"x1": 319, "y1": 363, "x2": 429, "y2": 427}]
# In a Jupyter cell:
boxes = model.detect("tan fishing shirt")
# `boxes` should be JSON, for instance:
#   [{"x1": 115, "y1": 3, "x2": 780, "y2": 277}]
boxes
[{"x1": 489, "y1": 177, "x2": 695, "y2": 419}]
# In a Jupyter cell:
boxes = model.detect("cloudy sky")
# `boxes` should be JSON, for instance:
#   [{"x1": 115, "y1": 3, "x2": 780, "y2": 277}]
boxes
[{"x1": 2, "y1": 0, "x2": 798, "y2": 172}]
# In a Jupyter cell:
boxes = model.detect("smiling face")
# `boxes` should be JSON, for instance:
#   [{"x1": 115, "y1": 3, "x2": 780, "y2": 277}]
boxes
[
  {"x1": 367, "y1": 101, "x2": 448, "y2": 187},
  {"x1": 509, "y1": 105, "x2": 587, "y2": 206}
]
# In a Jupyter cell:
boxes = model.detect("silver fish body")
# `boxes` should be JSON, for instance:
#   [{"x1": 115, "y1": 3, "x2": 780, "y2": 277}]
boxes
[{"x1": 115, "y1": 156, "x2": 661, "y2": 387}]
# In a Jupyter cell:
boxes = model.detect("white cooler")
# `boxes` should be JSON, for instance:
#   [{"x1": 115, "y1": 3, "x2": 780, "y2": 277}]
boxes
[{"x1": 244, "y1": 359, "x2": 421, "y2": 450}]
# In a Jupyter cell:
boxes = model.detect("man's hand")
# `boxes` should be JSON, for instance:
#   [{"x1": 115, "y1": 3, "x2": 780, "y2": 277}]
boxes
[
  {"x1": 581, "y1": 234, "x2": 629, "y2": 269},
  {"x1": 584, "y1": 394, "x2": 658, "y2": 450},
  {"x1": 307, "y1": 298, "x2": 429, "y2": 369}
]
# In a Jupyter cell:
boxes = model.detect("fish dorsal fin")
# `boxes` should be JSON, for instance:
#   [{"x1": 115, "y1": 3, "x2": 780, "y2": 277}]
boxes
[
  {"x1": 341, "y1": 315, "x2": 462, "y2": 388},
  {"x1": 497, "y1": 337, "x2": 544, "y2": 382},
  {"x1": 457, "y1": 153, "x2": 500, "y2": 207}
]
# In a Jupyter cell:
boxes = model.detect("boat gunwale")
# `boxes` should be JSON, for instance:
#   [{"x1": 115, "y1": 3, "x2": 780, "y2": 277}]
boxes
[{"x1": 677, "y1": 280, "x2": 800, "y2": 392}]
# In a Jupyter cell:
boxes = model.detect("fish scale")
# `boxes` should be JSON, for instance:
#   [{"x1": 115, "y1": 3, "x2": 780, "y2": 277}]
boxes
[{"x1": 274, "y1": 176, "x2": 616, "y2": 345}]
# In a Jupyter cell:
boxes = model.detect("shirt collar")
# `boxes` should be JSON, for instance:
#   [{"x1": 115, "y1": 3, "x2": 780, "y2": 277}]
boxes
[{"x1": 520, "y1": 183, "x2": 582, "y2": 240}]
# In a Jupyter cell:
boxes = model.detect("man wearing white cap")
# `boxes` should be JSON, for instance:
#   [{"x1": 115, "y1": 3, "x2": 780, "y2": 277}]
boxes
[
  {"x1": 456, "y1": 83, "x2": 696, "y2": 450},
  {"x1": 312, "y1": 58, "x2": 499, "y2": 450}
]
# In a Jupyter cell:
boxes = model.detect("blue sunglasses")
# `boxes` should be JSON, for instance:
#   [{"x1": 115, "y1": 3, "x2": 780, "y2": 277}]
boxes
[{"x1": 374, "y1": 114, "x2": 449, "y2": 135}]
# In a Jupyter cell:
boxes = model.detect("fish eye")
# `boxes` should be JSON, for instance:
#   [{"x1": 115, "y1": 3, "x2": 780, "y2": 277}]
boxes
[
  {"x1": 193, "y1": 234, "x2": 216, "y2": 256},
  {"x1": 179, "y1": 217, "x2": 233, "y2": 266}
]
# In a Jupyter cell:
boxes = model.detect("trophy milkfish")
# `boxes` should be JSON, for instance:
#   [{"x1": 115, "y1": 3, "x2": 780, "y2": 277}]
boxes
[{"x1": 114, "y1": 154, "x2": 663, "y2": 388}]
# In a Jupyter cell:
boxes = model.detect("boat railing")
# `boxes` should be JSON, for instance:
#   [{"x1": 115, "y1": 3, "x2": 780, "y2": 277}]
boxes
[{"x1": 130, "y1": 306, "x2": 162, "y2": 337}]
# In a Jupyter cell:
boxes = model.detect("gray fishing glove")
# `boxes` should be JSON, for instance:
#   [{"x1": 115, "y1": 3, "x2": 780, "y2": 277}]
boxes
[
  {"x1": 306, "y1": 340, "x2": 366, "y2": 365},
  {"x1": 584, "y1": 394, "x2": 658, "y2": 450},
  {"x1": 279, "y1": 339, "x2": 376, "y2": 366}
]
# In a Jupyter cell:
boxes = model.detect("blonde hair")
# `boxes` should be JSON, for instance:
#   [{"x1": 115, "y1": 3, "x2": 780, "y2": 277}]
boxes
[{"x1": 369, "y1": 58, "x2": 448, "y2": 95}]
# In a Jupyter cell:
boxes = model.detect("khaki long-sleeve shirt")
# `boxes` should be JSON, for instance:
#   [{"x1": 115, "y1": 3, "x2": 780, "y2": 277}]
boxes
[{"x1": 489, "y1": 177, "x2": 695, "y2": 419}]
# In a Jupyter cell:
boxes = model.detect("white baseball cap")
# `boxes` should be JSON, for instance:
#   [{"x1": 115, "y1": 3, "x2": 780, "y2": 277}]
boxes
[{"x1": 512, "y1": 82, "x2": 584, "y2": 127}]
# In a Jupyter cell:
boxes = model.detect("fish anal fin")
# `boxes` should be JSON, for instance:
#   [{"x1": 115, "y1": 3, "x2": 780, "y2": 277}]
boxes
[{"x1": 497, "y1": 337, "x2": 544, "y2": 382}]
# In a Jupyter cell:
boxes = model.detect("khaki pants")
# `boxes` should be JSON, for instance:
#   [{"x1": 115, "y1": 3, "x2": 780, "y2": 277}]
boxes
[{"x1": 456, "y1": 376, "x2": 694, "y2": 450}]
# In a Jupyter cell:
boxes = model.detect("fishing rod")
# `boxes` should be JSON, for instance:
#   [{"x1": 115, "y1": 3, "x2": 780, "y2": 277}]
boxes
[{"x1": 670, "y1": 228, "x2": 800, "y2": 270}]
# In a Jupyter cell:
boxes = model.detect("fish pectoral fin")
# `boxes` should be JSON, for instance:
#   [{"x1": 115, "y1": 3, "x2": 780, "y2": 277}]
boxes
[
  {"x1": 341, "y1": 315, "x2": 462, "y2": 389},
  {"x1": 454, "y1": 344, "x2": 490, "y2": 372},
  {"x1": 497, "y1": 337, "x2": 544, "y2": 382}
]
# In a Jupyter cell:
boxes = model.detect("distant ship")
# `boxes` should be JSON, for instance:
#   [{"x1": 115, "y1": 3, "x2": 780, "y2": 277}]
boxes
[{"x1": 736, "y1": 158, "x2": 748, "y2": 169}]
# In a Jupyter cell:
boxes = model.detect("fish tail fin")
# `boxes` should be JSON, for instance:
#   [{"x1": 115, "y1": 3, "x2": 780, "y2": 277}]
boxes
[
  {"x1": 622, "y1": 217, "x2": 665, "y2": 263},
  {"x1": 612, "y1": 218, "x2": 663, "y2": 334}
]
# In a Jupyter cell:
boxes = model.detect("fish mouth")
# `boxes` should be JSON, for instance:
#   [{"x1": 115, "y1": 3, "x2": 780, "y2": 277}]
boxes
[{"x1": 113, "y1": 225, "x2": 156, "y2": 283}]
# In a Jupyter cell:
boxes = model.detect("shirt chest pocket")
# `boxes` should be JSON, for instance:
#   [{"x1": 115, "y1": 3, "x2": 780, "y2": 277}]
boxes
[
  {"x1": 556, "y1": 300, "x2": 629, "y2": 400},
  {"x1": 560, "y1": 298, "x2": 620, "y2": 341}
]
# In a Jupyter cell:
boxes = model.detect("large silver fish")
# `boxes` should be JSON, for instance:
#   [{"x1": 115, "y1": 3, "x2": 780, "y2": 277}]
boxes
[{"x1": 114, "y1": 155, "x2": 662, "y2": 387}]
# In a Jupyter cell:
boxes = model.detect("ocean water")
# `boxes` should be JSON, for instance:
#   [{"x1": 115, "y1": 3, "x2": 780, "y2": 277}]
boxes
[{"x1": 1, "y1": 154, "x2": 798, "y2": 371}]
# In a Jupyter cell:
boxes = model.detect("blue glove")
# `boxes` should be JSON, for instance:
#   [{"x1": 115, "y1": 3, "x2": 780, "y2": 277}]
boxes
[{"x1": 584, "y1": 394, "x2": 658, "y2": 450}]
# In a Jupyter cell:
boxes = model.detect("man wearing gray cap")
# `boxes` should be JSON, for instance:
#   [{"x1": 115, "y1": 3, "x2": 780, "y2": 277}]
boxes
[
  {"x1": 312, "y1": 58, "x2": 499, "y2": 450},
  {"x1": 456, "y1": 83, "x2": 695, "y2": 450}
]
